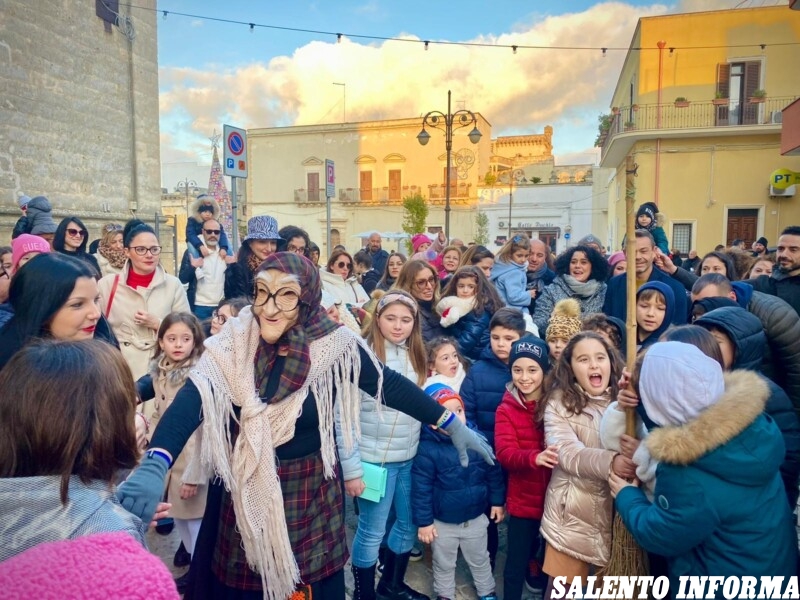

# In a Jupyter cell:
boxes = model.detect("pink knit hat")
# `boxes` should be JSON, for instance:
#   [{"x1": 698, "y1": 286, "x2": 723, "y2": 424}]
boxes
[
  {"x1": 608, "y1": 251, "x2": 626, "y2": 268},
  {"x1": 412, "y1": 233, "x2": 432, "y2": 253},
  {"x1": 11, "y1": 233, "x2": 51, "y2": 271}
]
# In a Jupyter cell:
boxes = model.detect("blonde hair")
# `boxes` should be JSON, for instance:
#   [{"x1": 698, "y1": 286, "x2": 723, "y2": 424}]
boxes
[
  {"x1": 365, "y1": 289, "x2": 427, "y2": 385},
  {"x1": 496, "y1": 233, "x2": 531, "y2": 262}
]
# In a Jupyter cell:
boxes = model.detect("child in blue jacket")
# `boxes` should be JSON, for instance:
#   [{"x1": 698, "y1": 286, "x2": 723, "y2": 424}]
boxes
[
  {"x1": 413, "y1": 384, "x2": 504, "y2": 600},
  {"x1": 490, "y1": 234, "x2": 534, "y2": 316},
  {"x1": 186, "y1": 195, "x2": 231, "y2": 259}
]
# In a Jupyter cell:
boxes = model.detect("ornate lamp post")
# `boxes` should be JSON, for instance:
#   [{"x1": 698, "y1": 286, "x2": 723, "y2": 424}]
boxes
[{"x1": 417, "y1": 90, "x2": 482, "y2": 239}]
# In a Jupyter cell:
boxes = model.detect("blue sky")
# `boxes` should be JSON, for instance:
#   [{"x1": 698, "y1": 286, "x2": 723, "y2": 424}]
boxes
[{"x1": 155, "y1": 0, "x2": 772, "y2": 166}]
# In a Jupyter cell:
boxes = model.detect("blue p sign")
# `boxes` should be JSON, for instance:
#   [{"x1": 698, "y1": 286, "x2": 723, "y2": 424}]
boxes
[{"x1": 226, "y1": 158, "x2": 234, "y2": 169}]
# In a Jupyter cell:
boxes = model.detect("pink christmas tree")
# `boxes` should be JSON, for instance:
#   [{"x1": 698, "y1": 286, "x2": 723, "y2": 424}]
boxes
[{"x1": 206, "y1": 135, "x2": 233, "y2": 240}]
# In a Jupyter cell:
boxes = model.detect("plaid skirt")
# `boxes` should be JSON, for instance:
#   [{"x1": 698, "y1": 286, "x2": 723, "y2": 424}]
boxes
[{"x1": 211, "y1": 451, "x2": 348, "y2": 591}]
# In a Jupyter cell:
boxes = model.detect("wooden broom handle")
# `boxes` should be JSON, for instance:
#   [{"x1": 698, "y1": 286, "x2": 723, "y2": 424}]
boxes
[{"x1": 624, "y1": 154, "x2": 637, "y2": 438}]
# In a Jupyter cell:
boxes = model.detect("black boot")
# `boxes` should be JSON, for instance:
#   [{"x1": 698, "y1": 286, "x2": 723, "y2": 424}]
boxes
[
  {"x1": 376, "y1": 550, "x2": 429, "y2": 600},
  {"x1": 352, "y1": 563, "x2": 377, "y2": 600}
]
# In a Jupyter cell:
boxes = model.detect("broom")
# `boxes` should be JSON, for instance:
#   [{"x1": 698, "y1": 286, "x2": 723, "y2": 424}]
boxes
[{"x1": 598, "y1": 154, "x2": 649, "y2": 580}]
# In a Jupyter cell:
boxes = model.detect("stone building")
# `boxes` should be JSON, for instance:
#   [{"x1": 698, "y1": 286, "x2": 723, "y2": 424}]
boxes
[{"x1": 0, "y1": 1, "x2": 163, "y2": 252}]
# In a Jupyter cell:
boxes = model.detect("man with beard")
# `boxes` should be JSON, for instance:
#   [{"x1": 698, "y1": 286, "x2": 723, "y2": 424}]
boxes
[
  {"x1": 365, "y1": 232, "x2": 389, "y2": 277},
  {"x1": 525, "y1": 238, "x2": 555, "y2": 315},
  {"x1": 746, "y1": 226, "x2": 800, "y2": 317}
]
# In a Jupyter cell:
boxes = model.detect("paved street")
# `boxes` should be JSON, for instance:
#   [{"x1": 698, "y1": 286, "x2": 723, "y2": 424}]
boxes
[{"x1": 148, "y1": 498, "x2": 540, "y2": 599}]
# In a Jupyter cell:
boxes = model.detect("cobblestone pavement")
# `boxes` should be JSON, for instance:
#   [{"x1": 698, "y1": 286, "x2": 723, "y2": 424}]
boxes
[{"x1": 147, "y1": 498, "x2": 540, "y2": 599}]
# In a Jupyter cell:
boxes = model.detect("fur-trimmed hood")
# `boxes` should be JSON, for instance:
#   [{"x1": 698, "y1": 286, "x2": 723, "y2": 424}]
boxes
[
  {"x1": 190, "y1": 195, "x2": 220, "y2": 223},
  {"x1": 148, "y1": 355, "x2": 197, "y2": 387},
  {"x1": 646, "y1": 371, "x2": 782, "y2": 486}
]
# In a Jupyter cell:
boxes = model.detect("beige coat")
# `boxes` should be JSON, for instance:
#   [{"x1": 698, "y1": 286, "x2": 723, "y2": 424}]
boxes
[
  {"x1": 320, "y1": 268, "x2": 369, "y2": 306},
  {"x1": 93, "y1": 252, "x2": 124, "y2": 278},
  {"x1": 98, "y1": 263, "x2": 190, "y2": 379},
  {"x1": 541, "y1": 389, "x2": 616, "y2": 567},
  {"x1": 145, "y1": 357, "x2": 207, "y2": 520}
]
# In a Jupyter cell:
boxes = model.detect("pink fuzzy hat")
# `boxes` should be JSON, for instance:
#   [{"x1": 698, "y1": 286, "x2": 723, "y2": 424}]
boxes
[
  {"x1": 412, "y1": 233, "x2": 431, "y2": 253},
  {"x1": 608, "y1": 251, "x2": 626, "y2": 268}
]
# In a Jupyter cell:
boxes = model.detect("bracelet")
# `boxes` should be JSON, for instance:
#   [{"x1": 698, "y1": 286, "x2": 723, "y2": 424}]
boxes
[
  {"x1": 436, "y1": 409, "x2": 455, "y2": 429},
  {"x1": 134, "y1": 412, "x2": 150, "y2": 432},
  {"x1": 146, "y1": 448, "x2": 172, "y2": 467}
]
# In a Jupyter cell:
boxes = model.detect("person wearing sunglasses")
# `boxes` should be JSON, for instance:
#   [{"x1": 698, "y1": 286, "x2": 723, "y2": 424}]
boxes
[
  {"x1": 98, "y1": 219, "x2": 190, "y2": 380},
  {"x1": 394, "y1": 259, "x2": 447, "y2": 343},
  {"x1": 92, "y1": 223, "x2": 126, "y2": 277},
  {"x1": 186, "y1": 195, "x2": 231, "y2": 260},
  {"x1": 320, "y1": 248, "x2": 369, "y2": 307},
  {"x1": 179, "y1": 219, "x2": 228, "y2": 321},
  {"x1": 53, "y1": 217, "x2": 101, "y2": 278}
]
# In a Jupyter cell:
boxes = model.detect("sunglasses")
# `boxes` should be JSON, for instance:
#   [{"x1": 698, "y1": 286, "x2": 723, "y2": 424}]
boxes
[
  {"x1": 66, "y1": 228, "x2": 87, "y2": 238},
  {"x1": 203, "y1": 229, "x2": 221, "y2": 235},
  {"x1": 104, "y1": 223, "x2": 123, "y2": 232},
  {"x1": 336, "y1": 260, "x2": 352, "y2": 269}
]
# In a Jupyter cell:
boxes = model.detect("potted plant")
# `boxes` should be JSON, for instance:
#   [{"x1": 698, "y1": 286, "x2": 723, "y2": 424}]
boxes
[
  {"x1": 612, "y1": 107, "x2": 620, "y2": 115},
  {"x1": 712, "y1": 92, "x2": 728, "y2": 106},
  {"x1": 749, "y1": 89, "x2": 766, "y2": 103},
  {"x1": 674, "y1": 96, "x2": 690, "y2": 108},
  {"x1": 631, "y1": 104, "x2": 640, "y2": 112},
  {"x1": 624, "y1": 121, "x2": 635, "y2": 131}
]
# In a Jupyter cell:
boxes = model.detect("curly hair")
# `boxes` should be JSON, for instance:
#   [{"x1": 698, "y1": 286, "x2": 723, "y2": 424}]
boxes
[
  {"x1": 553, "y1": 245, "x2": 609, "y2": 281},
  {"x1": 441, "y1": 265, "x2": 504, "y2": 316}
]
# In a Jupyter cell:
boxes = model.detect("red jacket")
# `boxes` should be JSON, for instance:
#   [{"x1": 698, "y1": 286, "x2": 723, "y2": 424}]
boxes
[{"x1": 494, "y1": 385, "x2": 551, "y2": 519}]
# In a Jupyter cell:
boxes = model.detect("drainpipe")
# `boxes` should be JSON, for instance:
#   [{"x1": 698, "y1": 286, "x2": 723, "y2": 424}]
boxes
[{"x1": 655, "y1": 40, "x2": 666, "y2": 206}]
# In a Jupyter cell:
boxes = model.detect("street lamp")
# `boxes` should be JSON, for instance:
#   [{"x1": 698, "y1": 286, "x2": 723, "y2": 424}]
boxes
[{"x1": 417, "y1": 90, "x2": 481, "y2": 239}]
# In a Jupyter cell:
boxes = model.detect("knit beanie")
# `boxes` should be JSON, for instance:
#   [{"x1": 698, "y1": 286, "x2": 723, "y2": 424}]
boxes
[
  {"x1": 509, "y1": 335, "x2": 550, "y2": 372},
  {"x1": 11, "y1": 234, "x2": 51, "y2": 270},
  {"x1": 16, "y1": 194, "x2": 31, "y2": 209},
  {"x1": 412, "y1": 233, "x2": 432, "y2": 253},
  {"x1": 608, "y1": 251, "x2": 625, "y2": 268},
  {"x1": 577, "y1": 234, "x2": 601, "y2": 248},
  {"x1": 639, "y1": 342, "x2": 724, "y2": 427},
  {"x1": 756, "y1": 237, "x2": 768, "y2": 247},
  {"x1": 424, "y1": 382, "x2": 465, "y2": 411},
  {"x1": 637, "y1": 202, "x2": 659, "y2": 225},
  {"x1": 546, "y1": 298, "x2": 582, "y2": 342}
]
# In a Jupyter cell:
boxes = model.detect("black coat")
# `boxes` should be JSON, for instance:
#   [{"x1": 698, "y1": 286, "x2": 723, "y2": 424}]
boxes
[
  {"x1": 178, "y1": 250, "x2": 198, "y2": 309},
  {"x1": 417, "y1": 298, "x2": 446, "y2": 343},
  {"x1": 223, "y1": 262, "x2": 254, "y2": 301},
  {"x1": 695, "y1": 306, "x2": 800, "y2": 508},
  {"x1": 748, "y1": 274, "x2": 800, "y2": 318}
]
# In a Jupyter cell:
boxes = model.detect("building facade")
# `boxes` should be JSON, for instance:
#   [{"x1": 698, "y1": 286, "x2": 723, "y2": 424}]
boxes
[
  {"x1": 1, "y1": 1, "x2": 162, "y2": 243},
  {"x1": 600, "y1": 5, "x2": 800, "y2": 254}
]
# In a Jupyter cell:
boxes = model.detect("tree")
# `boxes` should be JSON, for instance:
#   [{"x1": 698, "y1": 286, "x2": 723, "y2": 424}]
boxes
[
  {"x1": 402, "y1": 192, "x2": 429, "y2": 254},
  {"x1": 594, "y1": 113, "x2": 612, "y2": 147},
  {"x1": 206, "y1": 143, "x2": 233, "y2": 239},
  {"x1": 474, "y1": 211, "x2": 489, "y2": 246}
]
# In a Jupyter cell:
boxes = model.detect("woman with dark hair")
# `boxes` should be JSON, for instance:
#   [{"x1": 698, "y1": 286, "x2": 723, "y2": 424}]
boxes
[
  {"x1": 395, "y1": 259, "x2": 446, "y2": 342},
  {"x1": 116, "y1": 252, "x2": 493, "y2": 600},
  {"x1": 532, "y1": 245, "x2": 609, "y2": 335},
  {"x1": 98, "y1": 219, "x2": 189, "y2": 379},
  {"x1": 0, "y1": 253, "x2": 117, "y2": 370},
  {"x1": 377, "y1": 252, "x2": 407, "y2": 292},
  {"x1": 223, "y1": 216, "x2": 283, "y2": 301},
  {"x1": 698, "y1": 251, "x2": 737, "y2": 281},
  {"x1": 320, "y1": 248, "x2": 369, "y2": 306},
  {"x1": 278, "y1": 225, "x2": 311, "y2": 257},
  {"x1": 93, "y1": 223, "x2": 126, "y2": 277},
  {"x1": 53, "y1": 216, "x2": 100, "y2": 277},
  {"x1": 458, "y1": 245, "x2": 495, "y2": 280}
]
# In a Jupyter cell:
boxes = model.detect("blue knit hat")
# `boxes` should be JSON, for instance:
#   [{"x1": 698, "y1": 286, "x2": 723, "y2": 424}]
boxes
[
  {"x1": 508, "y1": 335, "x2": 550, "y2": 372},
  {"x1": 243, "y1": 215, "x2": 281, "y2": 242}
]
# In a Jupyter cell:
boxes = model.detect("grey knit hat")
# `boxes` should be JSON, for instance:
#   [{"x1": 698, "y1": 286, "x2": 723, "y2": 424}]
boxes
[
  {"x1": 243, "y1": 215, "x2": 281, "y2": 242},
  {"x1": 17, "y1": 194, "x2": 31, "y2": 208}
]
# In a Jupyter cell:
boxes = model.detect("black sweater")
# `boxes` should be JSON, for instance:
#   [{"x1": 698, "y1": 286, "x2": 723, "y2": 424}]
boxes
[{"x1": 150, "y1": 345, "x2": 444, "y2": 462}]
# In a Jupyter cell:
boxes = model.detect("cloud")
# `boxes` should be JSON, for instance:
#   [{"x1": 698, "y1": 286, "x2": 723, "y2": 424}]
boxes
[{"x1": 158, "y1": 1, "x2": 711, "y2": 162}]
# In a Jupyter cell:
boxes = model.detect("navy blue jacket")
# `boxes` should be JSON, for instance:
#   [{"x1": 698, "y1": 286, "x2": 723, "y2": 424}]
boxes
[
  {"x1": 411, "y1": 422, "x2": 505, "y2": 527},
  {"x1": 603, "y1": 265, "x2": 688, "y2": 325},
  {"x1": 461, "y1": 344, "x2": 511, "y2": 448},
  {"x1": 444, "y1": 309, "x2": 491, "y2": 363},
  {"x1": 695, "y1": 306, "x2": 800, "y2": 508}
]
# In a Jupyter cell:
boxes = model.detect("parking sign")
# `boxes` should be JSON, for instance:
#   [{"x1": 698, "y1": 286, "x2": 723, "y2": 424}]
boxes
[
  {"x1": 326, "y1": 159, "x2": 335, "y2": 198},
  {"x1": 223, "y1": 125, "x2": 248, "y2": 178}
]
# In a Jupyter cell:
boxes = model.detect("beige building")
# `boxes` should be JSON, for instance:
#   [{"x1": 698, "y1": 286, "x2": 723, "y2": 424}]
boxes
[
  {"x1": 1, "y1": 1, "x2": 162, "y2": 244},
  {"x1": 600, "y1": 5, "x2": 800, "y2": 254},
  {"x1": 246, "y1": 116, "x2": 493, "y2": 252}
]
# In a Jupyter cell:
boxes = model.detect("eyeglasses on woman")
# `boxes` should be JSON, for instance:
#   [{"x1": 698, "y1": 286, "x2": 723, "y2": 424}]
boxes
[
  {"x1": 253, "y1": 287, "x2": 302, "y2": 311},
  {"x1": 130, "y1": 246, "x2": 162, "y2": 256}
]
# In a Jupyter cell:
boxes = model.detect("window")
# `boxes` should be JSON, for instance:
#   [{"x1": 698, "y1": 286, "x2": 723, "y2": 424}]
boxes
[
  {"x1": 672, "y1": 223, "x2": 693, "y2": 255},
  {"x1": 715, "y1": 61, "x2": 761, "y2": 126}
]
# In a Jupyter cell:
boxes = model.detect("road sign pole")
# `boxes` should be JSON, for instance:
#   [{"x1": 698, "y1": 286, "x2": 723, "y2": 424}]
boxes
[
  {"x1": 326, "y1": 194, "x2": 332, "y2": 255},
  {"x1": 325, "y1": 159, "x2": 335, "y2": 255},
  {"x1": 231, "y1": 177, "x2": 239, "y2": 251}
]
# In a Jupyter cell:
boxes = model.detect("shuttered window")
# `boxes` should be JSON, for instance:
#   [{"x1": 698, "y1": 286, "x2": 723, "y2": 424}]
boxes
[{"x1": 715, "y1": 61, "x2": 761, "y2": 126}]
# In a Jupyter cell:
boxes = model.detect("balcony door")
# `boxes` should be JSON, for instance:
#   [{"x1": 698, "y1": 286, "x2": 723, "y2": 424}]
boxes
[
  {"x1": 726, "y1": 209, "x2": 758, "y2": 248},
  {"x1": 307, "y1": 172, "x2": 320, "y2": 202},
  {"x1": 716, "y1": 61, "x2": 761, "y2": 126},
  {"x1": 360, "y1": 170, "x2": 372, "y2": 201},
  {"x1": 388, "y1": 170, "x2": 402, "y2": 201}
]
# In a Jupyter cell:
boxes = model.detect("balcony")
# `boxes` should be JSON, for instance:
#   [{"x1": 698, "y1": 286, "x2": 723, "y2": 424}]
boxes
[
  {"x1": 337, "y1": 186, "x2": 423, "y2": 204},
  {"x1": 600, "y1": 96, "x2": 796, "y2": 167},
  {"x1": 428, "y1": 183, "x2": 473, "y2": 204},
  {"x1": 294, "y1": 189, "x2": 323, "y2": 203}
]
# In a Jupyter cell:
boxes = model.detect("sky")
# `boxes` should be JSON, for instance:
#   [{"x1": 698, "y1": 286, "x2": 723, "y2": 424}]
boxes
[{"x1": 154, "y1": 0, "x2": 785, "y2": 169}]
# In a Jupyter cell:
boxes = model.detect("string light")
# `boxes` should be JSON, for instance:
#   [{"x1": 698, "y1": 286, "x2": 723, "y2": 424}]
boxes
[
  {"x1": 337, "y1": 33, "x2": 342, "y2": 43},
  {"x1": 124, "y1": 3, "x2": 799, "y2": 54},
  {"x1": 669, "y1": 47, "x2": 674, "y2": 56},
  {"x1": 424, "y1": 40, "x2": 429, "y2": 51},
  {"x1": 512, "y1": 45, "x2": 517, "y2": 55},
  {"x1": 601, "y1": 47, "x2": 607, "y2": 57},
  {"x1": 162, "y1": 10, "x2": 167, "y2": 20}
]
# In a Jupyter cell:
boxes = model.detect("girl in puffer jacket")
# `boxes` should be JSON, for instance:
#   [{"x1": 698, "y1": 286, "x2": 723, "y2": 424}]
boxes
[
  {"x1": 536, "y1": 332, "x2": 636, "y2": 596},
  {"x1": 437, "y1": 266, "x2": 505, "y2": 362}
]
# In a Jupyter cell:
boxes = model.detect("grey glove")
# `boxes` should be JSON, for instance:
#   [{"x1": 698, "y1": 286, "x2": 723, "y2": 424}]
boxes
[
  {"x1": 442, "y1": 415, "x2": 495, "y2": 467},
  {"x1": 117, "y1": 452, "x2": 170, "y2": 524}
]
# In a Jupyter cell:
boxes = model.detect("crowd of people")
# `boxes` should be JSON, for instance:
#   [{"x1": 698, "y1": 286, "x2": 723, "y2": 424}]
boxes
[{"x1": 1, "y1": 193, "x2": 800, "y2": 600}]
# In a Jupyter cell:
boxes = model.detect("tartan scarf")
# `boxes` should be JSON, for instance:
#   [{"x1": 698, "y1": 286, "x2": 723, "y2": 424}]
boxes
[{"x1": 254, "y1": 252, "x2": 340, "y2": 404}]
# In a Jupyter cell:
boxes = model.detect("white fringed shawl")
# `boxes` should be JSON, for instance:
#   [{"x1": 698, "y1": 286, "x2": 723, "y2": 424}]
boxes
[{"x1": 190, "y1": 306, "x2": 381, "y2": 600}]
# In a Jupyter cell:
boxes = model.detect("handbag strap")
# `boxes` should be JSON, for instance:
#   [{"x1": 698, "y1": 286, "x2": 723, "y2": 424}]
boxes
[{"x1": 105, "y1": 274, "x2": 120, "y2": 317}]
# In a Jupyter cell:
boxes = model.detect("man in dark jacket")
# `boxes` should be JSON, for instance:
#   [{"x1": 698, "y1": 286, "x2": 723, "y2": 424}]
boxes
[
  {"x1": 691, "y1": 273, "x2": 800, "y2": 418},
  {"x1": 526, "y1": 238, "x2": 555, "y2": 315},
  {"x1": 366, "y1": 232, "x2": 389, "y2": 278},
  {"x1": 744, "y1": 226, "x2": 800, "y2": 318},
  {"x1": 603, "y1": 229, "x2": 687, "y2": 325},
  {"x1": 695, "y1": 306, "x2": 800, "y2": 508},
  {"x1": 354, "y1": 250, "x2": 380, "y2": 295}
]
